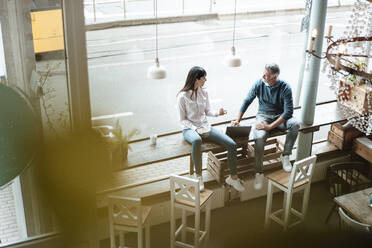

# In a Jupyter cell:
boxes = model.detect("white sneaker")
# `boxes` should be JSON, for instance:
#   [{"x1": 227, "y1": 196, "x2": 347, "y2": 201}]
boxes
[
  {"x1": 254, "y1": 173, "x2": 264, "y2": 190},
  {"x1": 197, "y1": 175, "x2": 205, "y2": 192},
  {"x1": 281, "y1": 154, "x2": 292, "y2": 172},
  {"x1": 225, "y1": 175, "x2": 245, "y2": 192}
]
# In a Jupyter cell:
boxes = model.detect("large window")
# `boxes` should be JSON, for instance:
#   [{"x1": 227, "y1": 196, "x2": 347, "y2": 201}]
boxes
[
  {"x1": 86, "y1": 1, "x2": 354, "y2": 140},
  {"x1": 0, "y1": 0, "x2": 70, "y2": 244}
]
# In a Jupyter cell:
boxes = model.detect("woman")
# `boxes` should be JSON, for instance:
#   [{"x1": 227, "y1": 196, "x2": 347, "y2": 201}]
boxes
[{"x1": 177, "y1": 66, "x2": 245, "y2": 192}]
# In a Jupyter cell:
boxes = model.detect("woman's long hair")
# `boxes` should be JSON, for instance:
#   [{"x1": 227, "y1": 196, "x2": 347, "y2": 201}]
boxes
[{"x1": 178, "y1": 66, "x2": 206, "y2": 98}]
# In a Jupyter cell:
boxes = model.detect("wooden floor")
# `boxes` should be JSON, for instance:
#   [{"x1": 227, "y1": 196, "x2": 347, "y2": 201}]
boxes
[{"x1": 98, "y1": 181, "x2": 372, "y2": 248}]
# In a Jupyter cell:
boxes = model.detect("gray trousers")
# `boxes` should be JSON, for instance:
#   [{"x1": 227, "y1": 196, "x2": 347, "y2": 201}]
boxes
[{"x1": 253, "y1": 113, "x2": 300, "y2": 173}]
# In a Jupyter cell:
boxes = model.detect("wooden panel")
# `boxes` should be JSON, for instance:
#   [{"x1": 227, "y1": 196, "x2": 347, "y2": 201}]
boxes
[
  {"x1": 328, "y1": 130, "x2": 349, "y2": 150},
  {"x1": 334, "y1": 188, "x2": 372, "y2": 226},
  {"x1": 330, "y1": 122, "x2": 362, "y2": 141},
  {"x1": 207, "y1": 139, "x2": 283, "y2": 183}
]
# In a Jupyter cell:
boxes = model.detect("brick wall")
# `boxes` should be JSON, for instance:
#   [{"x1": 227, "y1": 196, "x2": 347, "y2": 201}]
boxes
[{"x1": 0, "y1": 182, "x2": 21, "y2": 244}]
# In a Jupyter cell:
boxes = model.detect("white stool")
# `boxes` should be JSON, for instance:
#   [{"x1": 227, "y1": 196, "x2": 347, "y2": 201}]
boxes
[
  {"x1": 170, "y1": 175, "x2": 213, "y2": 248},
  {"x1": 108, "y1": 196, "x2": 152, "y2": 248},
  {"x1": 265, "y1": 155, "x2": 317, "y2": 231}
]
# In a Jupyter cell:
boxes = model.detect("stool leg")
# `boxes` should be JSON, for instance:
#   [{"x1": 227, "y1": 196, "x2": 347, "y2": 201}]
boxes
[
  {"x1": 194, "y1": 209, "x2": 200, "y2": 248},
  {"x1": 181, "y1": 209, "x2": 187, "y2": 242},
  {"x1": 301, "y1": 184, "x2": 311, "y2": 222},
  {"x1": 265, "y1": 180, "x2": 273, "y2": 228},
  {"x1": 226, "y1": 185, "x2": 232, "y2": 205},
  {"x1": 325, "y1": 203, "x2": 337, "y2": 224},
  {"x1": 283, "y1": 190, "x2": 293, "y2": 231},
  {"x1": 138, "y1": 227, "x2": 144, "y2": 248},
  {"x1": 145, "y1": 223, "x2": 150, "y2": 248},
  {"x1": 283, "y1": 192, "x2": 287, "y2": 211},
  {"x1": 110, "y1": 227, "x2": 116, "y2": 248},
  {"x1": 170, "y1": 203, "x2": 175, "y2": 248},
  {"x1": 190, "y1": 155, "x2": 194, "y2": 175},
  {"x1": 119, "y1": 231, "x2": 125, "y2": 248},
  {"x1": 205, "y1": 199, "x2": 211, "y2": 242}
]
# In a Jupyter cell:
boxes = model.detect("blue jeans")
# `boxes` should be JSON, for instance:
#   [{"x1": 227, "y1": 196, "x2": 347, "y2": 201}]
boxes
[
  {"x1": 183, "y1": 127, "x2": 237, "y2": 175},
  {"x1": 253, "y1": 113, "x2": 300, "y2": 173}
]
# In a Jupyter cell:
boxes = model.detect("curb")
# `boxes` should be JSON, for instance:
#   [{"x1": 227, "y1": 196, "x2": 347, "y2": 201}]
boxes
[
  {"x1": 86, "y1": 13, "x2": 218, "y2": 31},
  {"x1": 85, "y1": 5, "x2": 352, "y2": 32}
]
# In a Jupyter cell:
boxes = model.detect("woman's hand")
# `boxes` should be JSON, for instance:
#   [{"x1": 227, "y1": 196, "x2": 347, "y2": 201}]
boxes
[
  {"x1": 219, "y1": 108, "x2": 227, "y2": 116},
  {"x1": 231, "y1": 120, "x2": 240, "y2": 126}
]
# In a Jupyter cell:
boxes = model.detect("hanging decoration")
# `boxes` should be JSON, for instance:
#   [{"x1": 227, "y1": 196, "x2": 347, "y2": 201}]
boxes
[
  {"x1": 147, "y1": 0, "x2": 167, "y2": 79},
  {"x1": 225, "y1": 0, "x2": 242, "y2": 67},
  {"x1": 306, "y1": 0, "x2": 372, "y2": 135}
]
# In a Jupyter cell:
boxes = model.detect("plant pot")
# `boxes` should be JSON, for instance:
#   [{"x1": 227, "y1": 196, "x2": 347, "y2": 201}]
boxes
[{"x1": 123, "y1": 145, "x2": 128, "y2": 161}]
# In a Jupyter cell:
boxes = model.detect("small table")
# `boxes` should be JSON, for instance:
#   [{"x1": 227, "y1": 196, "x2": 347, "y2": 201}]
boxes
[{"x1": 334, "y1": 187, "x2": 372, "y2": 226}]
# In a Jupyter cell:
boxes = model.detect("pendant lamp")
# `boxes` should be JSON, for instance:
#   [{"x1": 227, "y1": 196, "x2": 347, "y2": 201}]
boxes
[
  {"x1": 225, "y1": 0, "x2": 241, "y2": 67},
  {"x1": 147, "y1": 0, "x2": 167, "y2": 79}
]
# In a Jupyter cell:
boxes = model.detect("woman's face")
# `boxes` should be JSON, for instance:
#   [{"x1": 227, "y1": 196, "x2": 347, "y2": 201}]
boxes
[{"x1": 194, "y1": 76, "x2": 207, "y2": 89}]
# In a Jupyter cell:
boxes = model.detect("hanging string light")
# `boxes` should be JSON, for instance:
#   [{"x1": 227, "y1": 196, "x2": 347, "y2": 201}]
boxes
[
  {"x1": 225, "y1": 0, "x2": 241, "y2": 67},
  {"x1": 147, "y1": 0, "x2": 167, "y2": 79},
  {"x1": 316, "y1": 0, "x2": 372, "y2": 135}
]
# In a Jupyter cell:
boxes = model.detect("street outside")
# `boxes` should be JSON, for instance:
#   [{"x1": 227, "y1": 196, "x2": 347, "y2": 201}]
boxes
[
  {"x1": 82, "y1": 0, "x2": 352, "y2": 24},
  {"x1": 86, "y1": 7, "x2": 351, "y2": 139},
  {"x1": 37, "y1": 5, "x2": 354, "y2": 140}
]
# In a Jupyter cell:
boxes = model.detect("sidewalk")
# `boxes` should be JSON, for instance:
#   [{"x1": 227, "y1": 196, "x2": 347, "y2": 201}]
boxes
[{"x1": 84, "y1": 0, "x2": 354, "y2": 28}]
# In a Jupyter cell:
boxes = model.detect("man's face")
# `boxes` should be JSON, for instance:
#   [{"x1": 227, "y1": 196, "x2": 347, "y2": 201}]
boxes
[{"x1": 263, "y1": 69, "x2": 278, "y2": 85}]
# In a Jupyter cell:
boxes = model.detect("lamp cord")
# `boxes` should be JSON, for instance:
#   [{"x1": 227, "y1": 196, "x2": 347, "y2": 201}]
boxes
[
  {"x1": 233, "y1": 0, "x2": 237, "y2": 48},
  {"x1": 155, "y1": 0, "x2": 159, "y2": 60}
]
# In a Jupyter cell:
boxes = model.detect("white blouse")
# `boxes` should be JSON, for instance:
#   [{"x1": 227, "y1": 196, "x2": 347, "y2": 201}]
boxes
[{"x1": 177, "y1": 87, "x2": 218, "y2": 130}]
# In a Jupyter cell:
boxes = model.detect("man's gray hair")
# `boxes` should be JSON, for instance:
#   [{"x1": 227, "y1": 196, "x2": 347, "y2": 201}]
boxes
[{"x1": 265, "y1": 63, "x2": 280, "y2": 76}]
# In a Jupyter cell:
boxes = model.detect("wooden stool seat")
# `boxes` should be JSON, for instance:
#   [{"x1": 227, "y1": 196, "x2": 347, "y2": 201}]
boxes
[
  {"x1": 114, "y1": 205, "x2": 152, "y2": 227},
  {"x1": 175, "y1": 188, "x2": 213, "y2": 208},
  {"x1": 266, "y1": 170, "x2": 309, "y2": 189}
]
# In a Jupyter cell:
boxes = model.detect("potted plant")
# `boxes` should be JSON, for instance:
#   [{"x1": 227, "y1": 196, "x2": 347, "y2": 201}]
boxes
[{"x1": 101, "y1": 119, "x2": 139, "y2": 168}]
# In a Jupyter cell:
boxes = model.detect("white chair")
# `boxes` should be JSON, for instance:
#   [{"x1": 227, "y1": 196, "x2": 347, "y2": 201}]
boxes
[
  {"x1": 338, "y1": 207, "x2": 371, "y2": 232},
  {"x1": 170, "y1": 175, "x2": 214, "y2": 248},
  {"x1": 108, "y1": 196, "x2": 152, "y2": 248},
  {"x1": 265, "y1": 155, "x2": 317, "y2": 231}
]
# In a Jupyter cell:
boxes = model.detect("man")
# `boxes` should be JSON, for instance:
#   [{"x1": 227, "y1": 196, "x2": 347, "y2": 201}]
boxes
[{"x1": 232, "y1": 63, "x2": 300, "y2": 190}]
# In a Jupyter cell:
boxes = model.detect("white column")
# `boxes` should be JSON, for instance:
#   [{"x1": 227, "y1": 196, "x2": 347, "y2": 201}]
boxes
[{"x1": 297, "y1": 0, "x2": 328, "y2": 160}]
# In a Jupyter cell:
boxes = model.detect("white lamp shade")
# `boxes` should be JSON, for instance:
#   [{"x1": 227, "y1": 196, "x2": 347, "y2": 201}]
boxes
[
  {"x1": 147, "y1": 62, "x2": 167, "y2": 79},
  {"x1": 225, "y1": 53, "x2": 242, "y2": 67}
]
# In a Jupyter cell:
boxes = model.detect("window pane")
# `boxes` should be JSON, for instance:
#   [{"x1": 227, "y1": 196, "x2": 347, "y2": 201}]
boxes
[
  {"x1": 86, "y1": 2, "x2": 353, "y2": 141},
  {"x1": 0, "y1": 0, "x2": 70, "y2": 244}
]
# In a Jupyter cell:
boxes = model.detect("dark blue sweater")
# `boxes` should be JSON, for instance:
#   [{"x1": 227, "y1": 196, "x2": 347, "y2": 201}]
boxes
[{"x1": 239, "y1": 79, "x2": 294, "y2": 120}]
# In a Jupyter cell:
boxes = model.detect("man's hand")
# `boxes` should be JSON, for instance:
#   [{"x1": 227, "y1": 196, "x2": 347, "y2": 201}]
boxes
[
  {"x1": 231, "y1": 120, "x2": 240, "y2": 126},
  {"x1": 219, "y1": 108, "x2": 227, "y2": 116},
  {"x1": 256, "y1": 121, "x2": 271, "y2": 131}
]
